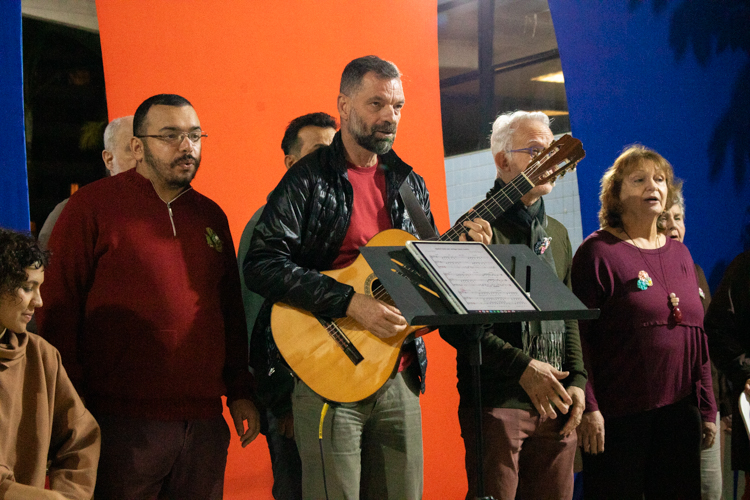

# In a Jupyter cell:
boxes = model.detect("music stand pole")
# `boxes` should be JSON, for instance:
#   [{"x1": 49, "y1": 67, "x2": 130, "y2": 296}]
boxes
[
  {"x1": 359, "y1": 243, "x2": 599, "y2": 500},
  {"x1": 468, "y1": 323, "x2": 495, "y2": 500}
]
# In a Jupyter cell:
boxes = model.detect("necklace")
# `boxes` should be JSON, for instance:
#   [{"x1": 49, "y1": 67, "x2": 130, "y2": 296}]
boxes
[{"x1": 621, "y1": 228, "x2": 683, "y2": 324}]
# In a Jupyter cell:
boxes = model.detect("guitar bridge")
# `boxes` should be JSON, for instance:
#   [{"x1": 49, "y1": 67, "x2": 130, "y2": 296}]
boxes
[{"x1": 317, "y1": 317, "x2": 364, "y2": 366}]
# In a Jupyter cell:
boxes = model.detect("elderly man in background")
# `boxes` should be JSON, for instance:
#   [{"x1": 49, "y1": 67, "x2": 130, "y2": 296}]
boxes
[
  {"x1": 441, "y1": 110, "x2": 586, "y2": 500},
  {"x1": 37, "y1": 115, "x2": 135, "y2": 250},
  {"x1": 101, "y1": 115, "x2": 137, "y2": 176}
]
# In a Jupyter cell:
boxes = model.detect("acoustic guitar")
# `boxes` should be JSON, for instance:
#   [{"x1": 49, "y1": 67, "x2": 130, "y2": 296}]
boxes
[{"x1": 271, "y1": 134, "x2": 586, "y2": 403}]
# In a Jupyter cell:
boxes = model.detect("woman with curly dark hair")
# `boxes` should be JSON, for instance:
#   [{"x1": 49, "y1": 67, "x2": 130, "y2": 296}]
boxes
[
  {"x1": 0, "y1": 228, "x2": 49, "y2": 327},
  {"x1": 0, "y1": 227, "x2": 100, "y2": 499}
]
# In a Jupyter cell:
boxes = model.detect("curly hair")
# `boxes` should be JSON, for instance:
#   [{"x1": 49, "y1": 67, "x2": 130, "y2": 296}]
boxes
[
  {"x1": 0, "y1": 228, "x2": 49, "y2": 298},
  {"x1": 599, "y1": 145, "x2": 677, "y2": 229}
]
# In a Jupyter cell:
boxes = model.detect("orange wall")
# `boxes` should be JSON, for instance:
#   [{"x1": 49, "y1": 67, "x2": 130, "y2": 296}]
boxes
[{"x1": 96, "y1": 2, "x2": 464, "y2": 498}]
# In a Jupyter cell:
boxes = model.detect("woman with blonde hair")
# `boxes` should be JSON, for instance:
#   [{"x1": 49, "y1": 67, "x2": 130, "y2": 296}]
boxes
[{"x1": 572, "y1": 145, "x2": 716, "y2": 499}]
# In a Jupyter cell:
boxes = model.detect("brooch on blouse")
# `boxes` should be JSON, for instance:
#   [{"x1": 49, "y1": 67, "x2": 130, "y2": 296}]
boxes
[
  {"x1": 637, "y1": 270, "x2": 653, "y2": 291},
  {"x1": 534, "y1": 237, "x2": 552, "y2": 255}
]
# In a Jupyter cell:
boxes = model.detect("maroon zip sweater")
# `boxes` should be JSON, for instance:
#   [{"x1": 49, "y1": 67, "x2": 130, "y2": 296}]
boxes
[{"x1": 36, "y1": 168, "x2": 253, "y2": 420}]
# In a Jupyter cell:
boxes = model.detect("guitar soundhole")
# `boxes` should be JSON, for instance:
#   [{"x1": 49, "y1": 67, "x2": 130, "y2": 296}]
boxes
[{"x1": 365, "y1": 275, "x2": 395, "y2": 307}]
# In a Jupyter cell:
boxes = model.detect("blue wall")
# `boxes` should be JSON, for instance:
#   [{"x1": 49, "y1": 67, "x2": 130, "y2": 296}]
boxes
[
  {"x1": 0, "y1": 0, "x2": 29, "y2": 231},
  {"x1": 549, "y1": 0, "x2": 750, "y2": 289}
]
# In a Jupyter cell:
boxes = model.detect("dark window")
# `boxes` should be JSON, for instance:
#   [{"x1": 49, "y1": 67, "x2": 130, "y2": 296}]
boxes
[{"x1": 438, "y1": 0, "x2": 570, "y2": 156}]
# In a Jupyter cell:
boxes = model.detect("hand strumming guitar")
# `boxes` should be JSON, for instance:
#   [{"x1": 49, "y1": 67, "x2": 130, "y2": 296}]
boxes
[
  {"x1": 346, "y1": 293, "x2": 408, "y2": 339},
  {"x1": 346, "y1": 217, "x2": 489, "y2": 340}
]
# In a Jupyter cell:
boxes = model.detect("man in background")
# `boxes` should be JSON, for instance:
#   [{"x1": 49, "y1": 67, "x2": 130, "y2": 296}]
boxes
[
  {"x1": 238, "y1": 111, "x2": 336, "y2": 500},
  {"x1": 101, "y1": 115, "x2": 137, "y2": 176},
  {"x1": 37, "y1": 115, "x2": 135, "y2": 250}
]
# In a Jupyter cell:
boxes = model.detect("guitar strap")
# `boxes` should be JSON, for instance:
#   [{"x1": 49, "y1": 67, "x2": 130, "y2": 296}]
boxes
[{"x1": 399, "y1": 180, "x2": 438, "y2": 240}]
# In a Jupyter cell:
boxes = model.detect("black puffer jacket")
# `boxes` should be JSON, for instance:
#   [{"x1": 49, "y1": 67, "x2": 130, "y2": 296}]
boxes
[{"x1": 244, "y1": 132, "x2": 435, "y2": 411}]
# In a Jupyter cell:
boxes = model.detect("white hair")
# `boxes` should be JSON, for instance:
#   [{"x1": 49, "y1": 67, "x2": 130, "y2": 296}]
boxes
[
  {"x1": 672, "y1": 188, "x2": 686, "y2": 217},
  {"x1": 489, "y1": 110, "x2": 550, "y2": 159},
  {"x1": 103, "y1": 115, "x2": 134, "y2": 152}
]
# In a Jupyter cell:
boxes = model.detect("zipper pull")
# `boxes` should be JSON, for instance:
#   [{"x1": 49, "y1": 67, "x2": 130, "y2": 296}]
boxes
[{"x1": 167, "y1": 203, "x2": 177, "y2": 237}]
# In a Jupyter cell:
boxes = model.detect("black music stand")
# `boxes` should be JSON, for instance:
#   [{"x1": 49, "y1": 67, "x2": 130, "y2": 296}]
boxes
[{"x1": 360, "y1": 244, "x2": 599, "y2": 500}]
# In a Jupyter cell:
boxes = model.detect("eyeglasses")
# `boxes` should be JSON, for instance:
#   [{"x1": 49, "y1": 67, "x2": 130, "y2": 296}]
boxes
[
  {"x1": 135, "y1": 131, "x2": 207, "y2": 146},
  {"x1": 507, "y1": 146, "x2": 545, "y2": 157}
]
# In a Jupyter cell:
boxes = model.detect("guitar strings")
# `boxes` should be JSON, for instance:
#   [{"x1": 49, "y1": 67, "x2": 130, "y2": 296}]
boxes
[
  {"x1": 333, "y1": 155, "x2": 550, "y2": 331},
  {"x1": 333, "y1": 282, "x2": 395, "y2": 333},
  {"x1": 440, "y1": 142, "x2": 580, "y2": 242},
  {"x1": 328, "y1": 140, "x2": 581, "y2": 335},
  {"x1": 441, "y1": 149, "x2": 560, "y2": 241}
]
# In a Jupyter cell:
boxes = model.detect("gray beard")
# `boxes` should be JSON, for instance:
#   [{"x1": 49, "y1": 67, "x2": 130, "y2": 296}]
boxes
[
  {"x1": 348, "y1": 109, "x2": 397, "y2": 155},
  {"x1": 354, "y1": 130, "x2": 394, "y2": 155}
]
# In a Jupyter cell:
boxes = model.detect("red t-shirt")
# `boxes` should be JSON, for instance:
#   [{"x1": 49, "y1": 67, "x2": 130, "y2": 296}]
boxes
[
  {"x1": 331, "y1": 162, "x2": 415, "y2": 370},
  {"x1": 331, "y1": 161, "x2": 391, "y2": 269}
]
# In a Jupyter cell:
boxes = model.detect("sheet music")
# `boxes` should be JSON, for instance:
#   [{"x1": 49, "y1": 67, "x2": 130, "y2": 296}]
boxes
[{"x1": 408, "y1": 242, "x2": 536, "y2": 313}]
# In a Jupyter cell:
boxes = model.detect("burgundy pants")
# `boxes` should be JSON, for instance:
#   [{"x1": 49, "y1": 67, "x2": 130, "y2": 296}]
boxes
[
  {"x1": 94, "y1": 414, "x2": 230, "y2": 500},
  {"x1": 459, "y1": 407, "x2": 576, "y2": 500}
]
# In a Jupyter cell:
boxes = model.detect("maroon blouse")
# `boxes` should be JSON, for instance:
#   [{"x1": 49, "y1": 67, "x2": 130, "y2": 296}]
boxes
[{"x1": 572, "y1": 230, "x2": 716, "y2": 422}]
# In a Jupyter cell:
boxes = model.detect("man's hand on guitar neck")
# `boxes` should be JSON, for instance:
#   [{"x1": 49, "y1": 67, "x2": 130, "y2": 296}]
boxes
[
  {"x1": 346, "y1": 293, "x2": 408, "y2": 339},
  {"x1": 459, "y1": 217, "x2": 493, "y2": 244}
]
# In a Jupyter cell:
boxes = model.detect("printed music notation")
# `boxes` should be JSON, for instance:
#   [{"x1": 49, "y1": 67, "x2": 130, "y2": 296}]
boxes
[{"x1": 407, "y1": 242, "x2": 535, "y2": 313}]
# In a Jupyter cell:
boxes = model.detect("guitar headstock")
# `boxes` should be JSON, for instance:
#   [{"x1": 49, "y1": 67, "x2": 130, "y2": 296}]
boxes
[
  {"x1": 443, "y1": 134, "x2": 586, "y2": 241},
  {"x1": 524, "y1": 134, "x2": 586, "y2": 186}
]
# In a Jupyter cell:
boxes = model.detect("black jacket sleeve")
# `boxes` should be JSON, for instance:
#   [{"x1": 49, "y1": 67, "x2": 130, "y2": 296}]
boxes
[{"x1": 243, "y1": 164, "x2": 354, "y2": 319}]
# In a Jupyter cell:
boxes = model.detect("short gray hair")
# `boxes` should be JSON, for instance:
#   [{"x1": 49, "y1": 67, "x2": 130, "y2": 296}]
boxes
[
  {"x1": 340, "y1": 56, "x2": 401, "y2": 96},
  {"x1": 671, "y1": 186, "x2": 685, "y2": 217},
  {"x1": 489, "y1": 111, "x2": 550, "y2": 159},
  {"x1": 103, "y1": 115, "x2": 134, "y2": 152},
  {"x1": 657, "y1": 181, "x2": 686, "y2": 231}
]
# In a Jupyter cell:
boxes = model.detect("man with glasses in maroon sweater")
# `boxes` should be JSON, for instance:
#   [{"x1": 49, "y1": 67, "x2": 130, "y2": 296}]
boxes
[{"x1": 37, "y1": 94, "x2": 259, "y2": 500}]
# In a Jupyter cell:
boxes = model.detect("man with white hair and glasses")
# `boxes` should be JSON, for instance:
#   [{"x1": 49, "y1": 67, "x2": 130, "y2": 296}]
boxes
[{"x1": 441, "y1": 110, "x2": 586, "y2": 500}]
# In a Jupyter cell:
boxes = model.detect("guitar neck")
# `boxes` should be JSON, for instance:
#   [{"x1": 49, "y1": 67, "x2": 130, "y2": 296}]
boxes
[
  {"x1": 439, "y1": 173, "x2": 535, "y2": 242},
  {"x1": 436, "y1": 134, "x2": 584, "y2": 243}
]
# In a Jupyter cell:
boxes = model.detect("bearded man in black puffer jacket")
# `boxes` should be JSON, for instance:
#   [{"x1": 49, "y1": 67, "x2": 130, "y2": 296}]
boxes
[{"x1": 244, "y1": 55, "x2": 490, "y2": 500}]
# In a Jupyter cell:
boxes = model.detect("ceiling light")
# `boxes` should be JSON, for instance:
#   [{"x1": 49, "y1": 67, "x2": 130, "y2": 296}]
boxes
[{"x1": 532, "y1": 71, "x2": 565, "y2": 83}]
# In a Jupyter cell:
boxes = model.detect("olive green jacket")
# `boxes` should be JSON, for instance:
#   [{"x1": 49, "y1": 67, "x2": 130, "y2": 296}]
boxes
[{"x1": 440, "y1": 211, "x2": 587, "y2": 410}]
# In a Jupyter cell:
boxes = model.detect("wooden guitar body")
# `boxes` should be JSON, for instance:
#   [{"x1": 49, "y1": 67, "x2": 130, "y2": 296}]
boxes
[
  {"x1": 270, "y1": 134, "x2": 585, "y2": 403},
  {"x1": 271, "y1": 229, "x2": 419, "y2": 403}
]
